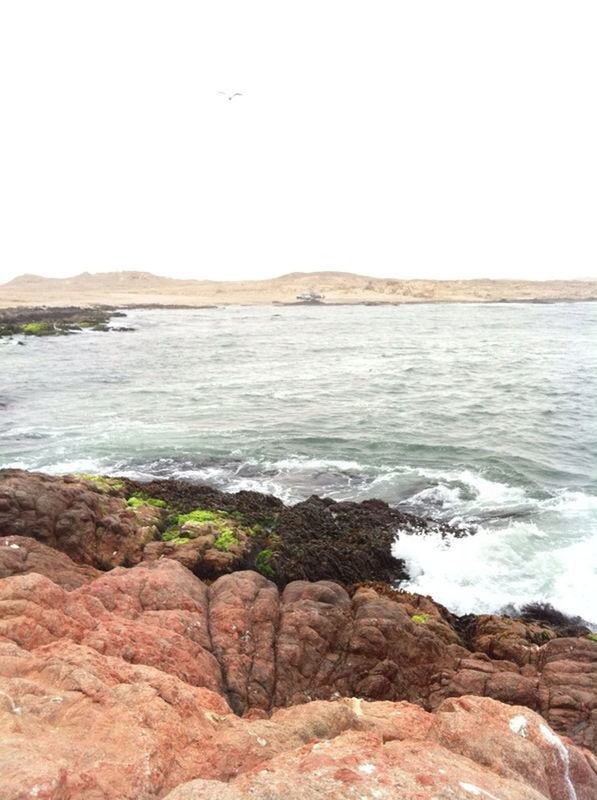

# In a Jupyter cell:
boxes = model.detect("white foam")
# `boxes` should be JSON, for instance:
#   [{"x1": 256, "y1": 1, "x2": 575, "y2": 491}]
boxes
[
  {"x1": 392, "y1": 521, "x2": 597, "y2": 623},
  {"x1": 540, "y1": 490, "x2": 597, "y2": 513},
  {"x1": 42, "y1": 458, "x2": 113, "y2": 476},
  {"x1": 413, "y1": 467, "x2": 530, "y2": 508},
  {"x1": 408, "y1": 483, "x2": 463, "y2": 508},
  {"x1": 267, "y1": 456, "x2": 365, "y2": 472}
]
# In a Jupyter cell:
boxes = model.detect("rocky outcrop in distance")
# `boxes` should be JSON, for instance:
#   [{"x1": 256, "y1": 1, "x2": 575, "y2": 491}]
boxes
[
  {"x1": 1, "y1": 469, "x2": 596, "y2": 798},
  {"x1": 0, "y1": 305, "x2": 133, "y2": 337}
]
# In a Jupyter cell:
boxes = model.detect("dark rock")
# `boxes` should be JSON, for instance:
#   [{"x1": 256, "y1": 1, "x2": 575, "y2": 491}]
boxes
[
  {"x1": 0, "y1": 306, "x2": 130, "y2": 338},
  {"x1": 519, "y1": 601, "x2": 591, "y2": 637}
]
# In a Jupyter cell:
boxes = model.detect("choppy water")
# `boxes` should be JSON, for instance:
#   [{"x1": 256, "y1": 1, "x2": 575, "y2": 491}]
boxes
[{"x1": 1, "y1": 303, "x2": 596, "y2": 623}]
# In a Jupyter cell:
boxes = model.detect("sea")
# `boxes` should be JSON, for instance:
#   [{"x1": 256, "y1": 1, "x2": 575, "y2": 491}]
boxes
[{"x1": 1, "y1": 303, "x2": 595, "y2": 624}]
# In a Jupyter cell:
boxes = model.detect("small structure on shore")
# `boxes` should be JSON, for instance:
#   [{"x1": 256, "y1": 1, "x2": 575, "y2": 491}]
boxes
[{"x1": 296, "y1": 291, "x2": 324, "y2": 302}]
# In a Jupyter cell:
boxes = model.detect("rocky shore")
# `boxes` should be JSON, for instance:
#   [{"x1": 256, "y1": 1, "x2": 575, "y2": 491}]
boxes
[
  {"x1": 0, "y1": 469, "x2": 595, "y2": 799},
  {"x1": 0, "y1": 306, "x2": 133, "y2": 338}
]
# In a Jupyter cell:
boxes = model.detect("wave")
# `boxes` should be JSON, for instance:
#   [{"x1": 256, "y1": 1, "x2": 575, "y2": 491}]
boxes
[
  {"x1": 10, "y1": 453, "x2": 597, "y2": 512},
  {"x1": 391, "y1": 521, "x2": 597, "y2": 625},
  {"x1": 6, "y1": 452, "x2": 596, "y2": 624}
]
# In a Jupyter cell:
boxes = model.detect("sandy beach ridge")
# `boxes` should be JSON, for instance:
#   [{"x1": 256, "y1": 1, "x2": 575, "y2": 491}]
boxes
[{"x1": 1, "y1": 270, "x2": 596, "y2": 308}]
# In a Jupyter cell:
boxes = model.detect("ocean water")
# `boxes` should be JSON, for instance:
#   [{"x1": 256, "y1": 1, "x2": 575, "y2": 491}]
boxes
[{"x1": 1, "y1": 303, "x2": 595, "y2": 623}]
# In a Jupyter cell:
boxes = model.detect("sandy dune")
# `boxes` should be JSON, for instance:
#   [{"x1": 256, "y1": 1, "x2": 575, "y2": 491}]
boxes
[{"x1": 1, "y1": 270, "x2": 596, "y2": 307}]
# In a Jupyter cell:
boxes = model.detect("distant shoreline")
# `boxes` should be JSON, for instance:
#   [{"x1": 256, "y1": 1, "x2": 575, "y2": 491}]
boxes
[
  {"x1": 1, "y1": 270, "x2": 596, "y2": 309},
  {"x1": 1, "y1": 297, "x2": 596, "y2": 312}
]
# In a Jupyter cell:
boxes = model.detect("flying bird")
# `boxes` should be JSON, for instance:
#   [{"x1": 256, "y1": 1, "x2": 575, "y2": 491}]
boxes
[{"x1": 218, "y1": 92, "x2": 243, "y2": 101}]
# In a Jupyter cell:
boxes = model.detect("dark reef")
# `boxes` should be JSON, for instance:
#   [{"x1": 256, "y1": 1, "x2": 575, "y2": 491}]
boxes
[{"x1": 0, "y1": 305, "x2": 133, "y2": 337}]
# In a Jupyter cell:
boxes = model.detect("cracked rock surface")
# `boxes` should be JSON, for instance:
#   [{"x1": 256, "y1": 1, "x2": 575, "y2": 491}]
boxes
[
  {"x1": 0, "y1": 543, "x2": 596, "y2": 798},
  {"x1": 1, "y1": 469, "x2": 596, "y2": 798}
]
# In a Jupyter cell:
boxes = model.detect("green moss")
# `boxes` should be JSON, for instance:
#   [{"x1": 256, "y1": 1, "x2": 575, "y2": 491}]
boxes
[
  {"x1": 74, "y1": 474, "x2": 125, "y2": 492},
  {"x1": 176, "y1": 509, "x2": 224, "y2": 526},
  {"x1": 161, "y1": 529, "x2": 181, "y2": 541},
  {"x1": 586, "y1": 633, "x2": 597, "y2": 642},
  {"x1": 163, "y1": 507, "x2": 244, "y2": 550},
  {"x1": 256, "y1": 548, "x2": 275, "y2": 578},
  {"x1": 160, "y1": 529, "x2": 190, "y2": 545},
  {"x1": 126, "y1": 492, "x2": 167, "y2": 509},
  {"x1": 22, "y1": 321, "x2": 57, "y2": 336},
  {"x1": 411, "y1": 613, "x2": 430, "y2": 624},
  {"x1": 213, "y1": 529, "x2": 239, "y2": 552}
]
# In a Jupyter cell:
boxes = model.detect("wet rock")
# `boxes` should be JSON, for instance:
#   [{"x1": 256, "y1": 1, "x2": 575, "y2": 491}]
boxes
[
  {"x1": 1, "y1": 470, "x2": 440, "y2": 585},
  {"x1": 0, "y1": 305, "x2": 126, "y2": 337},
  {"x1": 118, "y1": 476, "x2": 461, "y2": 586}
]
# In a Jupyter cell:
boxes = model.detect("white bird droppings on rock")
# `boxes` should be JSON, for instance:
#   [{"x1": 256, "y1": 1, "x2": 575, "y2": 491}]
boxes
[
  {"x1": 508, "y1": 715, "x2": 527, "y2": 738},
  {"x1": 539, "y1": 724, "x2": 577, "y2": 800},
  {"x1": 459, "y1": 782, "x2": 502, "y2": 800}
]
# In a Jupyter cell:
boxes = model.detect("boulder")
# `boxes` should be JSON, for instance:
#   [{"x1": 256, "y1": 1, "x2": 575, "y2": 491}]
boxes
[
  {"x1": 0, "y1": 470, "x2": 158, "y2": 569},
  {"x1": 0, "y1": 535, "x2": 99, "y2": 588}
]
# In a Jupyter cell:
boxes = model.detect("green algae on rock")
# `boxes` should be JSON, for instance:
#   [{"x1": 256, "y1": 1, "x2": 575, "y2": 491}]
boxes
[{"x1": 0, "y1": 306, "x2": 132, "y2": 338}]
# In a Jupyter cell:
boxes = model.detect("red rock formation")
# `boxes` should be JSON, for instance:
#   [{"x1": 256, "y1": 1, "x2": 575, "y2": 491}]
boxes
[
  {"x1": 0, "y1": 535, "x2": 99, "y2": 588},
  {"x1": 2, "y1": 629, "x2": 595, "y2": 800},
  {"x1": 0, "y1": 470, "x2": 158, "y2": 569},
  {"x1": 1, "y1": 471, "x2": 596, "y2": 797},
  {"x1": 0, "y1": 558, "x2": 595, "y2": 750},
  {"x1": 164, "y1": 695, "x2": 597, "y2": 799}
]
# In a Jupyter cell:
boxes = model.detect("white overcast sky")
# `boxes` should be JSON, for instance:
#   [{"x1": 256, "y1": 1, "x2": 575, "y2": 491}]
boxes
[{"x1": 0, "y1": 1, "x2": 595, "y2": 282}]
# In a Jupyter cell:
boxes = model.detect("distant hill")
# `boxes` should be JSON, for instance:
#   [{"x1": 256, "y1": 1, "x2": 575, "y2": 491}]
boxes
[{"x1": 1, "y1": 270, "x2": 596, "y2": 307}]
